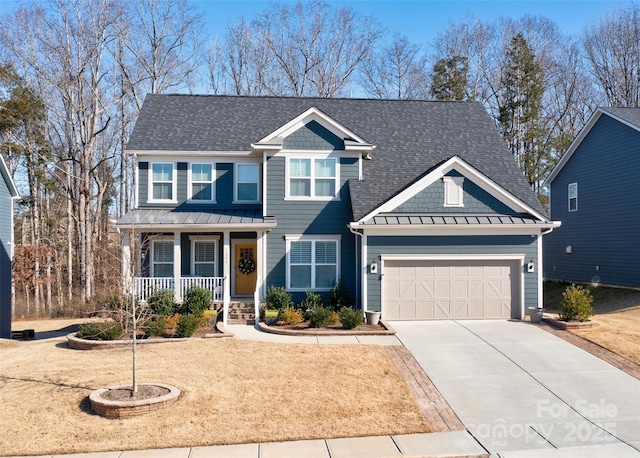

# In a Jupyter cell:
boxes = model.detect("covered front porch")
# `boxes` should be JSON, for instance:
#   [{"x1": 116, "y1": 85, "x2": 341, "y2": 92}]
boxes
[{"x1": 116, "y1": 209, "x2": 277, "y2": 325}]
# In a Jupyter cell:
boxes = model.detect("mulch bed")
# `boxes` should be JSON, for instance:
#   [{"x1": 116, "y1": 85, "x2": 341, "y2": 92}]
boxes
[{"x1": 100, "y1": 384, "x2": 170, "y2": 401}]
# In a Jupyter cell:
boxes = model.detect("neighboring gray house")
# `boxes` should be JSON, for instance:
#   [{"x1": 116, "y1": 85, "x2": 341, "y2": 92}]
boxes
[
  {"x1": 0, "y1": 155, "x2": 19, "y2": 339},
  {"x1": 544, "y1": 107, "x2": 640, "y2": 288},
  {"x1": 117, "y1": 95, "x2": 558, "y2": 324}
]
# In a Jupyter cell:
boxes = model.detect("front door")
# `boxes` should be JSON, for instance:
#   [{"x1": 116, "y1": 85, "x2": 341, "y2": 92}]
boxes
[{"x1": 234, "y1": 243, "x2": 257, "y2": 296}]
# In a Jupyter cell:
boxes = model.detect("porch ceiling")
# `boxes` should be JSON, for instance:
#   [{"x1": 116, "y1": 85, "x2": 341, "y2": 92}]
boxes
[{"x1": 116, "y1": 208, "x2": 277, "y2": 230}]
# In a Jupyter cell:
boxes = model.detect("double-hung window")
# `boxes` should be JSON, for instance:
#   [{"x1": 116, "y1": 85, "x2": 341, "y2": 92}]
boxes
[
  {"x1": 151, "y1": 238, "x2": 174, "y2": 277},
  {"x1": 191, "y1": 237, "x2": 218, "y2": 277},
  {"x1": 190, "y1": 163, "x2": 215, "y2": 201},
  {"x1": 236, "y1": 163, "x2": 259, "y2": 202},
  {"x1": 287, "y1": 236, "x2": 339, "y2": 290},
  {"x1": 288, "y1": 157, "x2": 337, "y2": 198},
  {"x1": 568, "y1": 182, "x2": 578, "y2": 212},
  {"x1": 150, "y1": 163, "x2": 175, "y2": 201}
]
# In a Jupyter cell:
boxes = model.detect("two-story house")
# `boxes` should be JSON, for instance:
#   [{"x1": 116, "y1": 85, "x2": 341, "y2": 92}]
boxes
[
  {"x1": 1, "y1": 155, "x2": 19, "y2": 339},
  {"x1": 117, "y1": 95, "x2": 559, "y2": 325},
  {"x1": 544, "y1": 107, "x2": 640, "y2": 288}
]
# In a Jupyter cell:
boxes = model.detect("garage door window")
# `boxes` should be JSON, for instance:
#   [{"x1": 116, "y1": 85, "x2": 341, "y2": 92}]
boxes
[{"x1": 287, "y1": 237, "x2": 338, "y2": 290}]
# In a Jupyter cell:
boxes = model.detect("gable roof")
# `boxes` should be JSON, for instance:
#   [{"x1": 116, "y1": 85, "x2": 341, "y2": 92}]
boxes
[
  {"x1": 545, "y1": 107, "x2": 640, "y2": 186},
  {"x1": 0, "y1": 155, "x2": 19, "y2": 198},
  {"x1": 128, "y1": 94, "x2": 545, "y2": 219}
]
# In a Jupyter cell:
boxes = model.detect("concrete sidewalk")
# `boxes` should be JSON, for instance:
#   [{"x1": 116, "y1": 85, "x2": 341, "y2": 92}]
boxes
[
  {"x1": 12, "y1": 431, "x2": 487, "y2": 458},
  {"x1": 392, "y1": 320, "x2": 640, "y2": 457}
]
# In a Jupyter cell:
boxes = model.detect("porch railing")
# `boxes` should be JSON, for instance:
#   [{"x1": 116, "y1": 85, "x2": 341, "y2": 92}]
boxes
[{"x1": 132, "y1": 277, "x2": 224, "y2": 303}]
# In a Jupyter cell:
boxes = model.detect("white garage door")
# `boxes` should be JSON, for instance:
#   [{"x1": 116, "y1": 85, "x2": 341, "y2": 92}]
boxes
[{"x1": 384, "y1": 259, "x2": 518, "y2": 320}]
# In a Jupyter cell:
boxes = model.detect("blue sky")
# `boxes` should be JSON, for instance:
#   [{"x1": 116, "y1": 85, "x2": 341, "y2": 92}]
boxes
[{"x1": 194, "y1": 0, "x2": 631, "y2": 44}]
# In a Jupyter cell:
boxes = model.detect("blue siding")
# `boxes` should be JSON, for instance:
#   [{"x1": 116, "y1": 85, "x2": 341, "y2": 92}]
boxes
[
  {"x1": 283, "y1": 121, "x2": 343, "y2": 150},
  {"x1": 393, "y1": 173, "x2": 515, "y2": 214},
  {"x1": 265, "y1": 155, "x2": 358, "y2": 304},
  {"x1": 544, "y1": 115, "x2": 640, "y2": 288},
  {"x1": 0, "y1": 178, "x2": 13, "y2": 338},
  {"x1": 366, "y1": 235, "x2": 538, "y2": 317}
]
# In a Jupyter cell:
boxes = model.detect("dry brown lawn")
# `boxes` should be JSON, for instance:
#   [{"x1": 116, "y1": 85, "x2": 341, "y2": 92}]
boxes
[
  {"x1": 544, "y1": 282, "x2": 640, "y2": 365},
  {"x1": 0, "y1": 320, "x2": 430, "y2": 457}
]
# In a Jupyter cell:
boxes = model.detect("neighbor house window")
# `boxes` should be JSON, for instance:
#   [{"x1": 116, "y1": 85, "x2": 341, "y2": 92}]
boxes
[
  {"x1": 190, "y1": 163, "x2": 214, "y2": 201},
  {"x1": 286, "y1": 236, "x2": 339, "y2": 290},
  {"x1": 151, "y1": 238, "x2": 173, "y2": 277},
  {"x1": 568, "y1": 182, "x2": 577, "y2": 212},
  {"x1": 443, "y1": 176, "x2": 464, "y2": 207},
  {"x1": 150, "y1": 163, "x2": 175, "y2": 201},
  {"x1": 288, "y1": 157, "x2": 337, "y2": 198},
  {"x1": 190, "y1": 237, "x2": 218, "y2": 277},
  {"x1": 235, "y1": 163, "x2": 259, "y2": 201}
]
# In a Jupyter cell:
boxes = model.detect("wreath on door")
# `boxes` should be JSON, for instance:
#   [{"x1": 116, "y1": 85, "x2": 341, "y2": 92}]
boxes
[{"x1": 238, "y1": 257, "x2": 256, "y2": 275}]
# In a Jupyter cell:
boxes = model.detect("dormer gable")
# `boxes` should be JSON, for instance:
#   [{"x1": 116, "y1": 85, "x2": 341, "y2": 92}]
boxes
[{"x1": 251, "y1": 107, "x2": 375, "y2": 156}]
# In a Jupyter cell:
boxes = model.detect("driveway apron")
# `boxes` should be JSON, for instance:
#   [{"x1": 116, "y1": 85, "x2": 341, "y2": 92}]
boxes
[{"x1": 392, "y1": 320, "x2": 640, "y2": 455}]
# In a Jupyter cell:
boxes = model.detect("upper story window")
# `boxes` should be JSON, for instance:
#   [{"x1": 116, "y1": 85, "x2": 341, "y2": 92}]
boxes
[
  {"x1": 443, "y1": 176, "x2": 464, "y2": 207},
  {"x1": 288, "y1": 157, "x2": 337, "y2": 199},
  {"x1": 235, "y1": 163, "x2": 259, "y2": 202},
  {"x1": 568, "y1": 182, "x2": 578, "y2": 212},
  {"x1": 286, "y1": 235, "x2": 339, "y2": 291},
  {"x1": 189, "y1": 163, "x2": 215, "y2": 202},
  {"x1": 151, "y1": 237, "x2": 173, "y2": 277},
  {"x1": 150, "y1": 163, "x2": 175, "y2": 202}
]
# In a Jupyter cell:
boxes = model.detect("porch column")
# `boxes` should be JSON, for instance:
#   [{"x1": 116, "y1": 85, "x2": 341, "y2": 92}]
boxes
[
  {"x1": 121, "y1": 232, "x2": 132, "y2": 296},
  {"x1": 255, "y1": 231, "x2": 265, "y2": 326},
  {"x1": 173, "y1": 232, "x2": 181, "y2": 302},
  {"x1": 223, "y1": 231, "x2": 231, "y2": 325}
]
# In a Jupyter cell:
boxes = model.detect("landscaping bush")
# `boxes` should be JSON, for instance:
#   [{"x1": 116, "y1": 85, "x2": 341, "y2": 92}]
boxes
[
  {"x1": 143, "y1": 318, "x2": 166, "y2": 337},
  {"x1": 164, "y1": 313, "x2": 180, "y2": 330},
  {"x1": 338, "y1": 306, "x2": 363, "y2": 330},
  {"x1": 328, "y1": 278, "x2": 352, "y2": 312},
  {"x1": 176, "y1": 313, "x2": 201, "y2": 338},
  {"x1": 77, "y1": 321, "x2": 124, "y2": 341},
  {"x1": 329, "y1": 311, "x2": 340, "y2": 325},
  {"x1": 180, "y1": 286, "x2": 212, "y2": 315},
  {"x1": 280, "y1": 307, "x2": 304, "y2": 325},
  {"x1": 147, "y1": 289, "x2": 177, "y2": 317},
  {"x1": 306, "y1": 306, "x2": 332, "y2": 328},
  {"x1": 264, "y1": 285, "x2": 293, "y2": 311},
  {"x1": 561, "y1": 284, "x2": 594, "y2": 322},
  {"x1": 300, "y1": 290, "x2": 323, "y2": 309}
]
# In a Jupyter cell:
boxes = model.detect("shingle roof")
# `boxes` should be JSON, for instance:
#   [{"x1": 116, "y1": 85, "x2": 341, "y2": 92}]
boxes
[
  {"x1": 601, "y1": 107, "x2": 640, "y2": 130},
  {"x1": 128, "y1": 94, "x2": 546, "y2": 220}
]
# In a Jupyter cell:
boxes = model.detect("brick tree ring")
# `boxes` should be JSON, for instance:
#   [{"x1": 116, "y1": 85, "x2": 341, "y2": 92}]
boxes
[
  {"x1": 238, "y1": 257, "x2": 255, "y2": 275},
  {"x1": 89, "y1": 383, "x2": 181, "y2": 419}
]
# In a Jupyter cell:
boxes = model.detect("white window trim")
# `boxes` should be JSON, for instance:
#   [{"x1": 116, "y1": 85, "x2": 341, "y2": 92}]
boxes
[
  {"x1": 285, "y1": 234, "x2": 341, "y2": 291},
  {"x1": 189, "y1": 235, "x2": 220, "y2": 277},
  {"x1": 443, "y1": 176, "x2": 464, "y2": 207},
  {"x1": 148, "y1": 162, "x2": 177, "y2": 203},
  {"x1": 285, "y1": 155, "x2": 340, "y2": 201},
  {"x1": 234, "y1": 162, "x2": 261, "y2": 203},
  {"x1": 568, "y1": 182, "x2": 578, "y2": 212},
  {"x1": 150, "y1": 236, "x2": 174, "y2": 277},
  {"x1": 187, "y1": 162, "x2": 216, "y2": 203}
]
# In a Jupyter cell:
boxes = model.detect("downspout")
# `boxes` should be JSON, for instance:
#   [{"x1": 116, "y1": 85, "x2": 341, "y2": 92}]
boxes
[
  {"x1": 537, "y1": 223, "x2": 561, "y2": 310},
  {"x1": 348, "y1": 224, "x2": 364, "y2": 311}
]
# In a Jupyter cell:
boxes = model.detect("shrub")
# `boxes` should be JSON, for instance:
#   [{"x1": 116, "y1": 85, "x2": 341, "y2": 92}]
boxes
[
  {"x1": 164, "y1": 313, "x2": 180, "y2": 330},
  {"x1": 176, "y1": 313, "x2": 201, "y2": 338},
  {"x1": 143, "y1": 318, "x2": 166, "y2": 337},
  {"x1": 180, "y1": 286, "x2": 212, "y2": 315},
  {"x1": 77, "y1": 321, "x2": 124, "y2": 341},
  {"x1": 300, "y1": 290, "x2": 323, "y2": 309},
  {"x1": 306, "y1": 306, "x2": 332, "y2": 328},
  {"x1": 280, "y1": 307, "x2": 304, "y2": 325},
  {"x1": 561, "y1": 284, "x2": 594, "y2": 322},
  {"x1": 329, "y1": 311, "x2": 340, "y2": 325},
  {"x1": 147, "y1": 289, "x2": 177, "y2": 317},
  {"x1": 338, "y1": 306, "x2": 363, "y2": 330},
  {"x1": 264, "y1": 285, "x2": 293, "y2": 311},
  {"x1": 328, "y1": 278, "x2": 352, "y2": 312}
]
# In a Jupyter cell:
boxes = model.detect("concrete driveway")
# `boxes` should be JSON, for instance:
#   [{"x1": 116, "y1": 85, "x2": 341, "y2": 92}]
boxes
[{"x1": 392, "y1": 320, "x2": 640, "y2": 457}]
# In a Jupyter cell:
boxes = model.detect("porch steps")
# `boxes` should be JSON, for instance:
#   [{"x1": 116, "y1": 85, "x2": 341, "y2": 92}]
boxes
[{"x1": 226, "y1": 301, "x2": 259, "y2": 325}]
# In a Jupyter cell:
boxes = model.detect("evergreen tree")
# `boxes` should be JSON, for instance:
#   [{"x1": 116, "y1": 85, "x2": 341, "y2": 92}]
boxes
[
  {"x1": 430, "y1": 55, "x2": 469, "y2": 101},
  {"x1": 498, "y1": 33, "x2": 548, "y2": 196}
]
